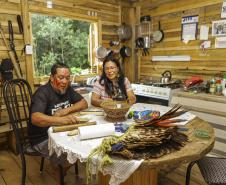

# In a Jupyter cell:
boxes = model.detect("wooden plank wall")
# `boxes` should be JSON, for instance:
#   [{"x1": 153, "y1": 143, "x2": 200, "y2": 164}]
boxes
[
  {"x1": 0, "y1": 0, "x2": 23, "y2": 146},
  {"x1": 0, "y1": 0, "x2": 123, "y2": 146},
  {"x1": 0, "y1": 0, "x2": 25, "y2": 79},
  {"x1": 136, "y1": 0, "x2": 226, "y2": 82}
]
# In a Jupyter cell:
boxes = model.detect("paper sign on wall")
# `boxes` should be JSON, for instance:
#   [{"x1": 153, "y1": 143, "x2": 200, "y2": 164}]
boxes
[
  {"x1": 212, "y1": 20, "x2": 226, "y2": 36},
  {"x1": 25, "y1": 45, "x2": 33, "y2": 55},
  {"x1": 200, "y1": 25, "x2": 209, "y2": 40},
  {"x1": 181, "y1": 15, "x2": 198, "y2": 42},
  {"x1": 221, "y1": 2, "x2": 226, "y2": 18},
  {"x1": 215, "y1": 37, "x2": 226, "y2": 48}
]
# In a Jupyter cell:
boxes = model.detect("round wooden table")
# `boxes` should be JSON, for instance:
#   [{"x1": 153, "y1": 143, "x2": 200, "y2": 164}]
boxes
[{"x1": 98, "y1": 117, "x2": 215, "y2": 185}]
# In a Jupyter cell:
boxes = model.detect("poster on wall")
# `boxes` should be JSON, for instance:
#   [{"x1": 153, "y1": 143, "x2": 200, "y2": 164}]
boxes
[
  {"x1": 200, "y1": 25, "x2": 209, "y2": 40},
  {"x1": 212, "y1": 20, "x2": 226, "y2": 36},
  {"x1": 181, "y1": 15, "x2": 198, "y2": 42},
  {"x1": 221, "y1": 2, "x2": 226, "y2": 18},
  {"x1": 215, "y1": 37, "x2": 226, "y2": 48}
]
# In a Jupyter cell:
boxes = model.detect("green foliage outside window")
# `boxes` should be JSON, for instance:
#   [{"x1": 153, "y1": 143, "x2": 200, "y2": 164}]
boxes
[{"x1": 31, "y1": 14, "x2": 90, "y2": 76}]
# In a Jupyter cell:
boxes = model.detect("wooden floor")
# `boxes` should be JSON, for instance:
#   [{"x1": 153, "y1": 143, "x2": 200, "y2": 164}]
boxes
[{"x1": 0, "y1": 150, "x2": 207, "y2": 185}]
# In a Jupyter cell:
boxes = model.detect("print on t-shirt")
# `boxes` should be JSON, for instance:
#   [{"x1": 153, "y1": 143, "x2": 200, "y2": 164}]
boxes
[{"x1": 51, "y1": 100, "x2": 71, "y2": 115}]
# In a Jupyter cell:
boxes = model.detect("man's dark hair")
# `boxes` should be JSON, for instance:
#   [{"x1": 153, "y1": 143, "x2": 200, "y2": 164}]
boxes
[{"x1": 51, "y1": 62, "x2": 69, "y2": 75}]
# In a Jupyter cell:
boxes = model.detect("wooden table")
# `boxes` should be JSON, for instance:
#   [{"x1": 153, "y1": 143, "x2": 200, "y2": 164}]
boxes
[{"x1": 98, "y1": 117, "x2": 215, "y2": 185}]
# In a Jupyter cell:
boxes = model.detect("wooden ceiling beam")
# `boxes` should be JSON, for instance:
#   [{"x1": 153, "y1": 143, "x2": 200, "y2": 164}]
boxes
[
  {"x1": 132, "y1": 0, "x2": 178, "y2": 8},
  {"x1": 142, "y1": 0, "x2": 224, "y2": 16},
  {"x1": 30, "y1": 0, "x2": 120, "y2": 8}
]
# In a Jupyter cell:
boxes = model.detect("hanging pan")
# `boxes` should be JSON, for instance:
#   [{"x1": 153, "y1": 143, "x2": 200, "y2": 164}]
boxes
[
  {"x1": 153, "y1": 21, "x2": 164, "y2": 43},
  {"x1": 119, "y1": 45, "x2": 131, "y2": 73},
  {"x1": 95, "y1": 46, "x2": 110, "y2": 59},
  {"x1": 120, "y1": 46, "x2": 131, "y2": 59}
]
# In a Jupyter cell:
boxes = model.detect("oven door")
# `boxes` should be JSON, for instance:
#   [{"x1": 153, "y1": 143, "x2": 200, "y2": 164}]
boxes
[{"x1": 135, "y1": 95, "x2": 169, "y2": 106}]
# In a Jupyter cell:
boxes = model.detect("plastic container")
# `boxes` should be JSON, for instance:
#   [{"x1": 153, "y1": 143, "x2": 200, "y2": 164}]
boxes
[
  {"x1": 137, "y1": 15, "x2": 152, "y2": 48},
  {"x1": 209, "y1": 84, "x2": 216, "y2": 95},
  {"x1": 221, "y1": 74, "x2": 226, "y2": 90},
  {"x1": 222, "y1": 89, "x2": 226, "y2": 96}
]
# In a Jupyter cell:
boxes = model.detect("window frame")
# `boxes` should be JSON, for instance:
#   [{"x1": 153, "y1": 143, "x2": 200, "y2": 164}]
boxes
[{"x1": 29, "y1": 10, "x2": 100, "y2": 85}]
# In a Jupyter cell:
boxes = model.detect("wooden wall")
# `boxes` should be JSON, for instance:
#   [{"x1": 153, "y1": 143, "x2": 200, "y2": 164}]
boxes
[
  {"x1": 0, "y1": 1, "x2": 24, "y2": 147},
  {"x1": 0, "y1": 0, "x2": 127, "y2": 81},
  {"x1": 135, "y1": 0, "x2": 226, "y2": 82},
  {"x1": 0, "y1": 0, "x2": 125, "y2": 147},
  {"x1": 0, "y1": 1, "x2": 25, "y2": 79}
]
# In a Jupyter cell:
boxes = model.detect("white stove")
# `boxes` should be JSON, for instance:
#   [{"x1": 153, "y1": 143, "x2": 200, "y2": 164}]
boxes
[{"x1": 131, "y1": 83, "x2": 172, "y2": 100}]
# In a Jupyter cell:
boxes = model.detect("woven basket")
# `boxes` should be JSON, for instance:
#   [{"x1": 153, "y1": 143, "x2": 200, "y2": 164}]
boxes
[{"x1": 101, "y1": 101, "x2": 131, "y2": 121}]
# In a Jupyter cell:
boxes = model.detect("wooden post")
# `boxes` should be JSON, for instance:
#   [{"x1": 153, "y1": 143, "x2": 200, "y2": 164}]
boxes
[{"x1": 21, "y1": 0, "x2": 34, "y2": 91}]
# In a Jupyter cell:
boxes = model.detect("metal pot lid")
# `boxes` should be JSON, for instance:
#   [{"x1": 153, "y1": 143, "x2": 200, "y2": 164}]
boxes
[
  {"x1": 153, "y1": 30, "x2": 164, "y2": 42},
  {"x1": 95, "y1": 46, "x2": 108, "y2": 59}
]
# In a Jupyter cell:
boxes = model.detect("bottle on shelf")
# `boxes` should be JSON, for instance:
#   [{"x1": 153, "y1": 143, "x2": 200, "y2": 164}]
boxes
[
  {"x1": 215, "y1": 79, "x2": 222, "y2": 95},
  {"x1": 209, "y1": 78, "x2": 216, "y2": 95}
]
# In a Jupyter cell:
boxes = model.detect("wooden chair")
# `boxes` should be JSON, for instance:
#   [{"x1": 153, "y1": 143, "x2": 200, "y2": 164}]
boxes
[
  {"x1": 185, "y1": 156, "x2": 226, "y2": 185},
  {"x1": 3, "y1": 79, "x2": 65, "y2": 185}
]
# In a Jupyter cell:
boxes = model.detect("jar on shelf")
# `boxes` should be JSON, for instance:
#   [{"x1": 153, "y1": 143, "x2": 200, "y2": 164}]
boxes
[{"x1": 137, "y1": 15, "x2": 152, "y2": 49}]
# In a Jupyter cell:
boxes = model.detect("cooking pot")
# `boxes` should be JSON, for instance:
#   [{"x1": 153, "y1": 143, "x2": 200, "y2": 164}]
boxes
[
  {"x1": 117, "y1": 23, "x2": 132, "y2": 41},
  {"x1": 160, "y1": 70, "x2": 172, "y2": 83}
]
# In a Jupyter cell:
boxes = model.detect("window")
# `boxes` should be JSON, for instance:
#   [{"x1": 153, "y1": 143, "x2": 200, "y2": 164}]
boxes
[{"x1": 31, "y1": 13, "x2": 98, "y2": 77}]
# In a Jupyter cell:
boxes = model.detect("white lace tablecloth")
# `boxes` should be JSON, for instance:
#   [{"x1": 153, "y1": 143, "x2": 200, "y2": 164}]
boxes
[{"x1": 48, "y1": 103, "x2": 196, "y2": 185}]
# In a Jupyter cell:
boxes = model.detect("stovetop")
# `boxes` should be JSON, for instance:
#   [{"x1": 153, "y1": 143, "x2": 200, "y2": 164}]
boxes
[
  {"x1": 131, "y1": 80, "x2": 182, "y2": 100},
  {"x1": 136, "y1": 79, "x2": 182, "y2": 89}
]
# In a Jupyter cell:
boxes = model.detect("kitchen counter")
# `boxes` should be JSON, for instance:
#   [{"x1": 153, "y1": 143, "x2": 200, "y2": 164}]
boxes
[
  {"x1": 170, "y1": 89, "x2": 226, "y2": 156},
  {"x1": 172, "y1": 89, "x2": 226, "y2": 104}
]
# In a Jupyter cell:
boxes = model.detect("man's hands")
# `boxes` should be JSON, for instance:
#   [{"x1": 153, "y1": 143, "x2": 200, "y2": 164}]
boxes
[
  {"x1": 59, "y1": 115, "x2": 78, "y2": 125},
  {"x1": 32, "y1": 112, "x2": 78, "y2": 127},
  {"x1": 31, "y1": 99, "x2": 88, "y2": 127},
  {"x1": 53, "y1": 111, "x2": 78, "y2": 125}
]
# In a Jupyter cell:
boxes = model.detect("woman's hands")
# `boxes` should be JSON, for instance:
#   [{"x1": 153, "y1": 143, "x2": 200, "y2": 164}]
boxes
[
  {"x1": 127, "y1": 90, "x2": 136, "y2": 105},
  {"x1": 91, "y1": 92, "x2": 113, "y2": 107}
]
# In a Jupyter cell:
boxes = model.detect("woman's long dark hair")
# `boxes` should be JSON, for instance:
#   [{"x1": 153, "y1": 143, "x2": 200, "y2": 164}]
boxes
[{"x1": 99, "y1": 57, "x2": 127, "y2": 98}]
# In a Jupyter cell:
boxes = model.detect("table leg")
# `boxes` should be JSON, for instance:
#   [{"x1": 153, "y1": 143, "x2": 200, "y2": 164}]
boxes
[{"x1": 98, "y1": 167, "x2": 157, "y2": 185}]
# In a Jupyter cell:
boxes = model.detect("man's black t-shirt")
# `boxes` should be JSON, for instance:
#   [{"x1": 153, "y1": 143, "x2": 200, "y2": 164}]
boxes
[{"x1": 28, "y1": 82, "x2": 84, "y2": 145}]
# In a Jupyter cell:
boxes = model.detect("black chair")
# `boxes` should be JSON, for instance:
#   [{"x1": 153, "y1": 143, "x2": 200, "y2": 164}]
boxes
[
  {"x1": 185, "y1": 156, "x2": 226, "y2": 185},
  {"x1": 3, "y1": 79, "x2": 65, "y2": 185}
]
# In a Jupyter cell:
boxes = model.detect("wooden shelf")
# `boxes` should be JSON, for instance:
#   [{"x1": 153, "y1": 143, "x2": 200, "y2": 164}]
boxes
[
  {"x1": 0, "y1": 122, "x2": 27, "y2": 134},
  {"x1": 0, "y1": 124, "x2": 12, "y2": 134}
]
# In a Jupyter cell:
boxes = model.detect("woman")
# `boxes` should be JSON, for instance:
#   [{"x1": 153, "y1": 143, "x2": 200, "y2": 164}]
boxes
[{"x1": 91, "y1": 57, "x2": 136, "y2": 107}]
